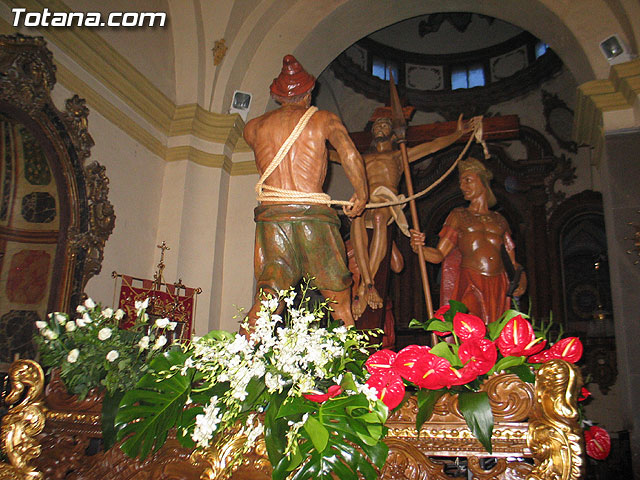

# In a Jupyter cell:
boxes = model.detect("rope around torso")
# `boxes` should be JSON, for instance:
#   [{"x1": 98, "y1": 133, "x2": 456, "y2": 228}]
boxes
[{"x1": 255, "y1": 109, "x2": 488, "y2": 210}]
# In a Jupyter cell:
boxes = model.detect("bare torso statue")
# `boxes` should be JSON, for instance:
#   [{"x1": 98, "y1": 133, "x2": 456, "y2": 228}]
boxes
[
  {"x1": 243, "y1": 55, "x2": 367, "y2": 330},
  {"x1": 350, "y1": 116, "x2": 475, "y2": 318}
]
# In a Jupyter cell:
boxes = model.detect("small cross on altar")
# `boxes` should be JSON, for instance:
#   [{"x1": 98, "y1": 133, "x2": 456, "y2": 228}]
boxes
[{"x1": 153, "y1": 241, "x2": 171, "y2": 289}]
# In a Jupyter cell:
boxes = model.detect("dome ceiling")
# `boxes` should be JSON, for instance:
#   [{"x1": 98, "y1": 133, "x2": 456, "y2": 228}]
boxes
[
  {"x1": 328, "y1": 12, "x2": 563, "y2": 120},
  {"x1": 368, "y1": 13, "x2": 525, "y2": 55}
]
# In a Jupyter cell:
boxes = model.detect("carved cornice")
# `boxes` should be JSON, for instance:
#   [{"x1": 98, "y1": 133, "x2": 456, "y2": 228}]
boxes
[
  {"x1": 0, "y1": 33, "x2": 55, "y2": 114},
  {"x1": 527, "y1": 359, "x2": 584, "y2": 480},
  {"x1": 1, "y1": 361, "x2": 584, "y2": 480},
  {"x1": 574, "y1": 58, "x2": 640, "y2": 165}
]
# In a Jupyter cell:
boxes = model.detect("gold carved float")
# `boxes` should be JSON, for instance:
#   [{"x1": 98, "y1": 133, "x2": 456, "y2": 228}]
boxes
[{"x1": 1, "y1": 359, "x2": 584, "y2": 479}]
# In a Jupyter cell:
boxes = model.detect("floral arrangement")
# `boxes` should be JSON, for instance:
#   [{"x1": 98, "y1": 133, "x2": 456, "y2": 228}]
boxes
[
  {"x1": 34, "y1": 297, "x2": 176, "y2": 447},
  {"x1": 115, "y1": 286, "x2": 389, "y2": 480},
  {"x1": 34, "y1": 297, "x2": 175, "y2": 399},
  {"x1": 403, "y1": 300, "x2": 584, "y2": 452},
  {"x1": 35, "y1": 288, "x2": 601, "y2": 477}
]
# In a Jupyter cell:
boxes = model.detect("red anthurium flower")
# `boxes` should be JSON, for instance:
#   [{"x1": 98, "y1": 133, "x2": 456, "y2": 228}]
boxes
[
  {"x1": 365, "y1": 349, "x2": 397, "y2": 375},
  {"x1": 303, "y1": 385, "x2": 342, "y2": 403},
  {"x1": 432, "y1": 305, "x2": 452, "y2": 337},
  {"x1": 366, "y1": 370, "x2": 405, "y2": 409},
  {"x1": 434, "y1": 304, "x2": 450, "y2": 320},
  {"x1": 443, "y1": 364, "x2": 479, "y2": 386},
  {"x1": 496, "y1": 315, "x2": 546, "y2": 357},
  {"x1": 458, "y1": 338, "x2": 497, "y2": 375},
  {"x1": 412, "y1": 353, "x2": 453, "y2": 390},
  {"x1": 453, "y1": 312, "x2": 486, "y2": 341},
  {"x1": 584, "y1": 425, "x2": 611, "y2": 460},
  {"x1": 528, "y1": 337, "x2": 583, "y2": 364},
  {"x1": 579, "y1": 387, "x2": 592, "y2": 402},
  {"x1": 393, "y1": 345, "x2": 431, "y2": 383}
]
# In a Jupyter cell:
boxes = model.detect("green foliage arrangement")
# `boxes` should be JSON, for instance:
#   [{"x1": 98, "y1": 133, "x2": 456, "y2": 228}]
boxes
[{"x1": 115, "y1": 286, "x2": 389, "y2": 480}]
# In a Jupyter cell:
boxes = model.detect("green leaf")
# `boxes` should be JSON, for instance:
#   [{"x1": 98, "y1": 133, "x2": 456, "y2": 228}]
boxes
[
  {"x1": 340, "y1": 371, "x2": 358, "y2": 393},
  {"x1": 101, "y1": 389, "x2": 125, "y2": 451},
  {"x1": 424, "y1": 320, "x2": 453, "y2": 333},
  {"x1": 290, "y1": 392, "x2": 389, "y2": 480},
  {"x1": 409, "y1": 318, "x2": 429, "y2": 331},
  {"x1": 487, "y1": 356, "x2": 525, "y2": 376},
  {"x1": 303, "y1": 414, "x2": 330, "y2": 452},
  {"x1": 276, "y1": 395, "x2": 317, "y2": 419},
  {"x1": 175, "y1": 405, "x2": 202, "y2": 449},
  {"x1": 416, "y1": 389, "x2": 446, "y2": 433},
  {"x1": 264, "y1": 390, "x2": 289, "y2": 467},
  {"x1": 458, "y1": 391, "x2": 494, "y2": 454},
  {"x1": 115, "y1": 349, "x2": 193, "y2": 460},
  {"x1": 509, "y1": 364, "x2": 536, "y2": 383},
  {"x1": 488, "y1": 309, "x2": 527, "y2": 340},
  {"x1": 430, "y1": 342, "x2": 460, "y2": 366},
  {"x1": 198, "y1": 329, "x2": 236, "y2": 342},
  {"x1": 240, "y1": 377, "x2": 266, "y2": 412},
  {"x1": 445, "y1": 300, "x2": 468, "y2": 319}
]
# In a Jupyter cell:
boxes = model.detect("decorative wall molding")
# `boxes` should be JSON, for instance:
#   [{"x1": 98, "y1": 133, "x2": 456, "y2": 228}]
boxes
[
  {"x1": 574, "y1": 58, "x2": 640, "y2": 165},
  {"x1": 166, "y1": 146, "x2": 227, "y2": 170},
  {"x1": 3, "y1": 0, "x2": 175, "y2": 132},
  {"x1": 170, "y1": 104, "x2": 244, "y2": 145},
  {"x1": 0, "y1": 3, "x2": 255, "y2": 174}
]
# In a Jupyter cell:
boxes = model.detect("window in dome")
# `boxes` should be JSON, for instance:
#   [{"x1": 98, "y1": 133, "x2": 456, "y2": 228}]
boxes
[
  {"x1": 372, "y1": 56, "x2": 398, "y2": 82},
  {"x1": 535, "y1": 41, "x2": 548, "y2": 59},
  {"x1": 452, "y1": 63, "x2": 485, "y2": 90}
]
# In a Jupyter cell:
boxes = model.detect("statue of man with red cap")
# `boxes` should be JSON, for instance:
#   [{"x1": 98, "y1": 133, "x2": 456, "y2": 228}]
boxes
[{"x1": 243, "y1": 55, "x2": 368, "y2": 329}]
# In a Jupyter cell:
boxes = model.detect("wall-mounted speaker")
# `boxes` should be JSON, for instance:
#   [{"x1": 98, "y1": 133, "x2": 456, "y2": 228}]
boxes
[
  {"x1": 599, "y1": 35, "x2": 633, "y2": 65},
  {"x1": 229, "y1": 90, "x2": 252, "y2": 121}
]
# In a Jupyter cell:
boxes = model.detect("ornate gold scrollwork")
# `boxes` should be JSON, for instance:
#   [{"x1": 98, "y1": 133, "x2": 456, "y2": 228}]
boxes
[
  {"x1": 192, "y1": 428, "x2": 248, "y2": 480},
  {"x1": 0, "y1": 360, "x2": 46, "y2": 480},
  {"x1": 193, "y1": 426, "x2": 271, "y2": 480},
  {"x1": 527, "y1": 359, "x2": 584, "y2": 480},
  {"x1": 0, "y1": 34, "x2": 56, "y2": 114}
]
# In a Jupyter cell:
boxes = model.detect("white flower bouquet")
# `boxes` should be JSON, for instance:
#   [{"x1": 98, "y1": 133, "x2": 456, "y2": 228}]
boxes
[
  {"x1": 115, "y1": 285, "x2": 389, "y2": 480},
  {"x1": 34, "y1": 297, "x2": 175, "y2": 399}
]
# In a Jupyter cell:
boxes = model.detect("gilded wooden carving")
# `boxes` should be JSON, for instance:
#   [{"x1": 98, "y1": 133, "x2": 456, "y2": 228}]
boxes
[
  {"x1": 1, "y1": 360, "x2": 583, "y2": 480},
  {"x1": 0, "y1": 360, "x2": 46, "y2": 480},
  {"x1": 527, "y1": 359, "x2": 584, "y2": 480}
]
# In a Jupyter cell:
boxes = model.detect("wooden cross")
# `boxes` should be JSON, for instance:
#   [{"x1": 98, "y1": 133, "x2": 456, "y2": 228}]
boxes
[{"x1": 348, "y1": 114, "x2": 520, "y2": 153}]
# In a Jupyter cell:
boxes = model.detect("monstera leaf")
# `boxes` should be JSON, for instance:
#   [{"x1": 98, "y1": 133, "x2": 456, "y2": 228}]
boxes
[
  {"x1": 272, "y1": 394, "x2": 389, "y2": 480},
  {"x1": 115, "y1": 348, "x2": 194, "y2": 459}
]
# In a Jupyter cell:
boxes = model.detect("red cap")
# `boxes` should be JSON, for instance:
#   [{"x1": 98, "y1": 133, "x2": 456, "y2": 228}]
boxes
[{"x1": 270, "y1": 55, "x2": 315, "y2": 98}]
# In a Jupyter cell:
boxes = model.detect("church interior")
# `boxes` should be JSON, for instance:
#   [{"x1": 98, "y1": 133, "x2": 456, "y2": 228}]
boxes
[{"x1": 0, "y1": 1, "x2": 639, "y2": 478}]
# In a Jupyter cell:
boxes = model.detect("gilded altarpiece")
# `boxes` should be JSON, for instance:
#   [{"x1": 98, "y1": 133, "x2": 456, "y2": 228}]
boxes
[{"x1": 0, "y1": 34, "x2": 114, "y2": 363}]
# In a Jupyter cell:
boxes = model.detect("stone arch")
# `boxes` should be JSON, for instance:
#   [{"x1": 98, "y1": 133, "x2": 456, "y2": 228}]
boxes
[{"x1": 216, "y1": 0, "x2": 633, "y2": 116}]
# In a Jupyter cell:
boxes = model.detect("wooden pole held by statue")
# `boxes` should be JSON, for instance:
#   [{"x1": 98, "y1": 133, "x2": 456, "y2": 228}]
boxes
[{"x1": 388, "y1": 73, "x2": 436, "y2": 344}]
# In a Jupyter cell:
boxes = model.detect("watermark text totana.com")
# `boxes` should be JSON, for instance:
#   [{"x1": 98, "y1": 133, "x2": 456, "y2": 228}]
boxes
[{"x1": 12, "y1": 8, "x2": 166, "y2": 28}]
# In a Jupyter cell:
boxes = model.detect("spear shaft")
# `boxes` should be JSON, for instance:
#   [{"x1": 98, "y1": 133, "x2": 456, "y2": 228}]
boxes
[{"x1": 388, "y1": 74, "x2": 435, "y2": 323}]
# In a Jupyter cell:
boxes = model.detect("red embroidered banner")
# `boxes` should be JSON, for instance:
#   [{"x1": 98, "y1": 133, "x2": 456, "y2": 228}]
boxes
[{"x1": 117, "y1": 275, "x2": 195, "y2": 339}]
